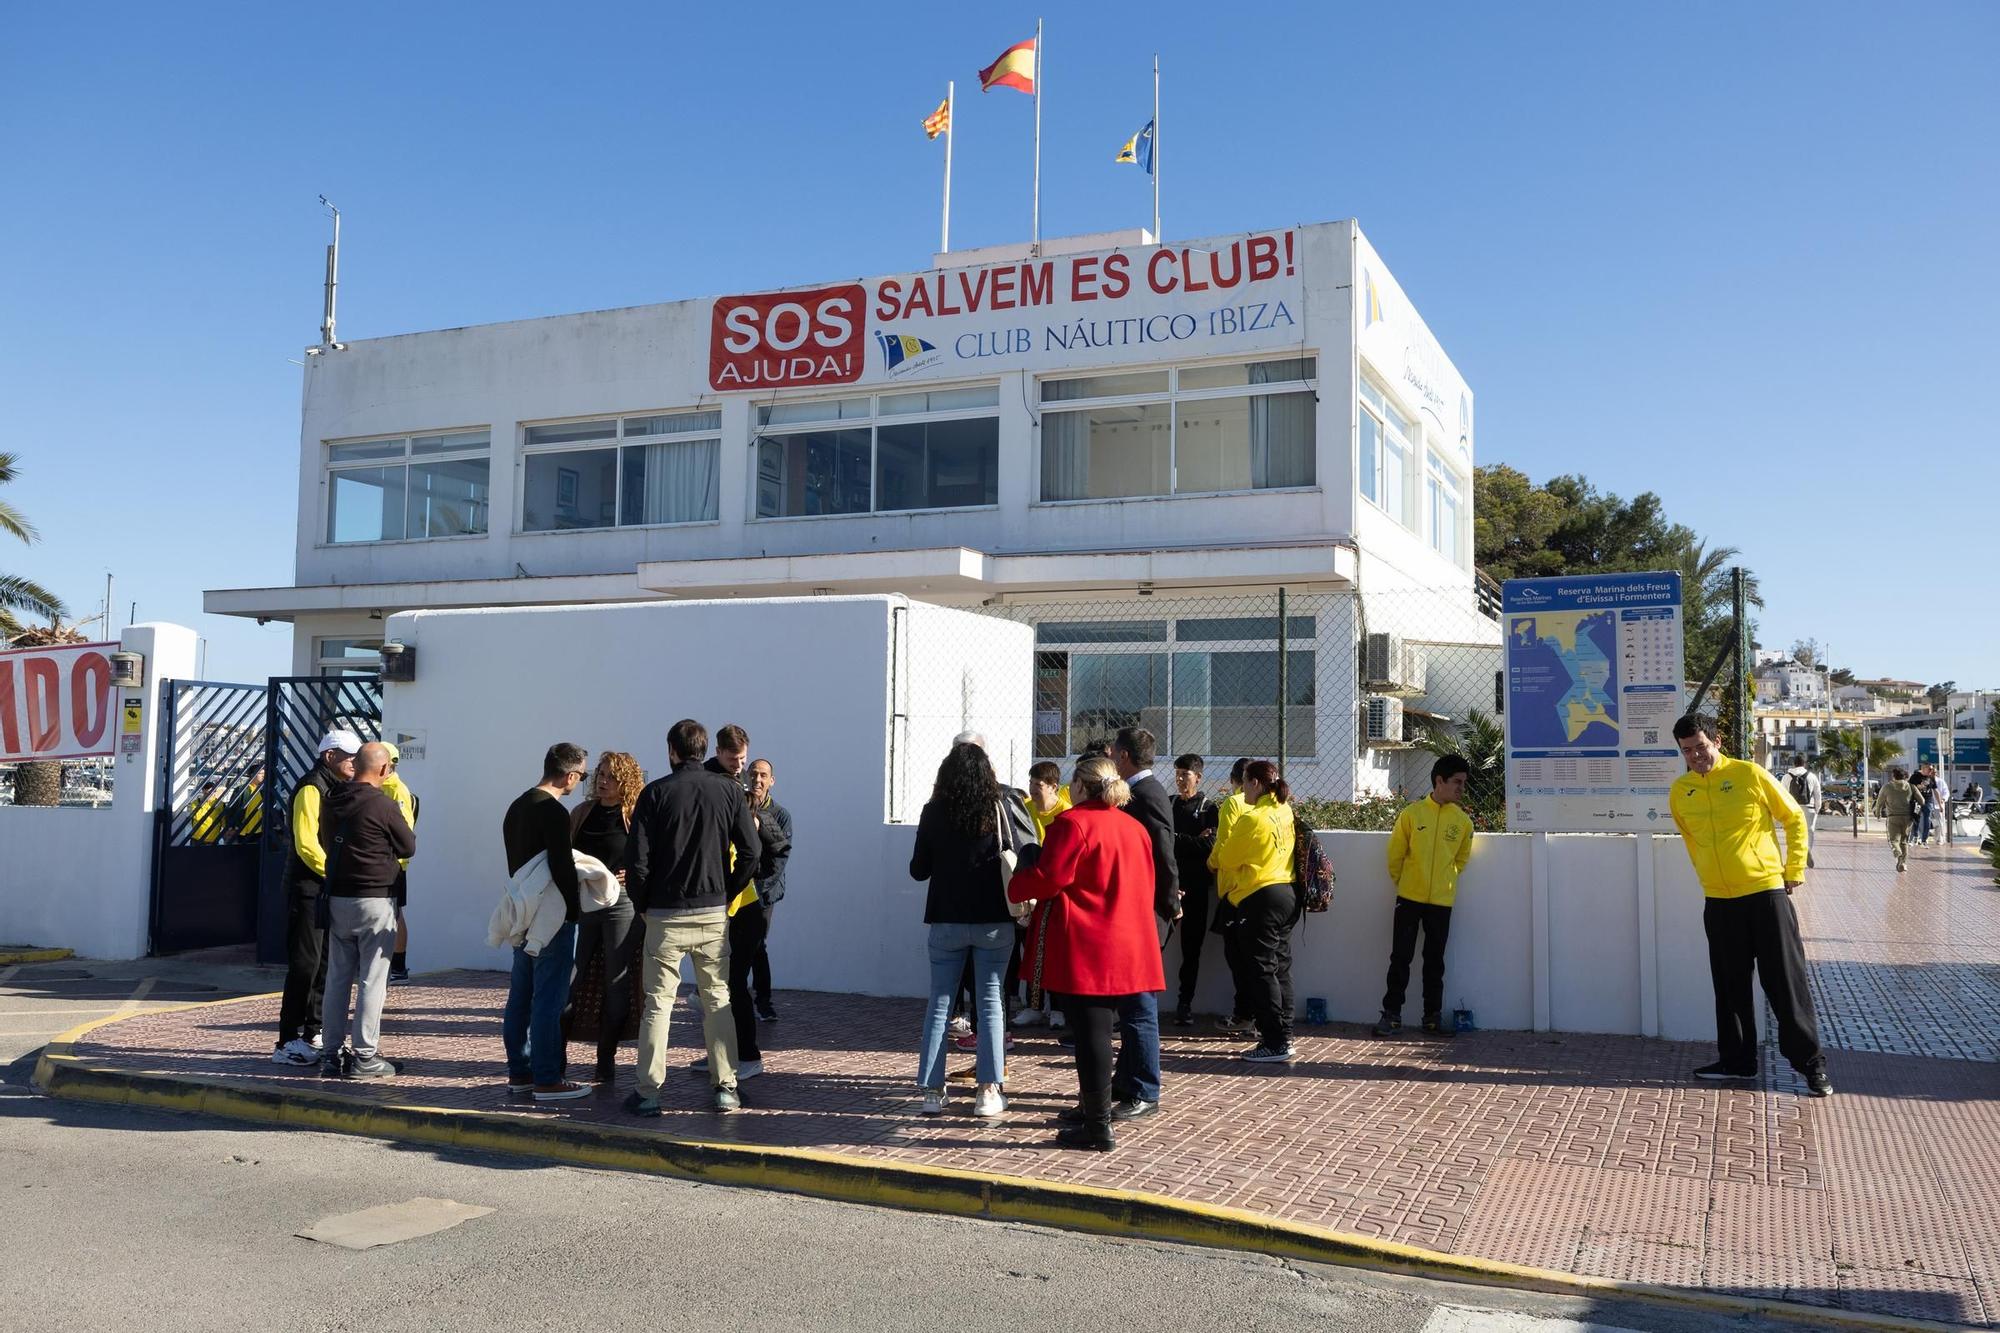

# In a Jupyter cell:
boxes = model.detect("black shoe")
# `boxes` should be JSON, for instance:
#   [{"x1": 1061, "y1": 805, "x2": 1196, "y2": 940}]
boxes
[
  {"x1": 1805, "y1": 1068, "x2": 1834, "y2": 1098},
  {"x1": 1373, "y1": 1011, "x2": 1402, "y2": 1037},
  {"x1": 387, "y1": 966, "x2": 411, "y2": 985},
  {"x1": 1057, "y1": 1105, "x2": 1086, "y2": 1125},
  {"x1": 593, "y1": 1058, "x2": 617, "y2": 1085},
  {"x1": 1055, "y1": 1124, "x2": 1116, "y2": 1152},
  {"x1": 756, "y1": 1001, "x2": 779, "y2": 1022},
  {"x1": 624, "y1": 1091, "x2": 662, "y2": 1117},
  {"x1": 319, "y1": 1050, "x2": 353, "y2": 1079},
  {"x1": 1110, "y1": 1098, "x2": 1160, "y2": 1123},
  {"x1": 1170, "y1": 1005, "x2": 1194, "y2": 1028},
  {"x1": 1421, "y1": 1014, "x2": 1454, "y2": 1038},
  {"x1": 1693, "y1": 1061, "x2": 1757, "y2": 1081}
]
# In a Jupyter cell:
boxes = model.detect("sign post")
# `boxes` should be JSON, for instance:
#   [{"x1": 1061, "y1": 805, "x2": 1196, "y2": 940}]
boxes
[{"x1": 1502, "y1": 573, "x2": 1684, "y2": 833}]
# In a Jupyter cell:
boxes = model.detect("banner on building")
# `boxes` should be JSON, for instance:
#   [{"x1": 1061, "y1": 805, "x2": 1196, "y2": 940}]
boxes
[
  {"x1": 1502, "y1": 573, "x2": 1684, "y2": 832},
  {"x1": 1916, "y1": 736, "x2": 1991, "y2": 769},
  {"x1": 0, "y1": 641, "x2": 121, "y2": 763},
  {"x1": 707, "y1": 228, "x2": 1306, "y2": 392}
]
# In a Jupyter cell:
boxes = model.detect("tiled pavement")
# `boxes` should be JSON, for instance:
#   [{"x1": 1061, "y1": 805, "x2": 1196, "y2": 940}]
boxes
[{"x1": 64, "y1": 835, "x2": 2000, "y2": 1328}]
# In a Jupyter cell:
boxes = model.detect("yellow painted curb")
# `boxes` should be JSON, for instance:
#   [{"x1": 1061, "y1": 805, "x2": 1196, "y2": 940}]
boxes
[
  {"x1": 34, "y1": 997, "x2": 1955, "y2": 1333},
  {"x1": 0, "y1": 947, "x2": 73, "y2": 965}
]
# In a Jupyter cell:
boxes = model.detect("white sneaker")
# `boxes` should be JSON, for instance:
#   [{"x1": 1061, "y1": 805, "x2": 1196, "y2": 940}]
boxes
[
  {"x1": 1047, "y1": 1010, "x2": 1066, "y2": 1030},
  {"x1": 972, "y1": 1083, "x2": 1007, "y2": 1119},
  {"x1": 271, "y1": 1039, "x2": 317, "y2": 1066},
  {"x1": 947, "y1": 1015, "x2": 972, "y2": 1037},
  {"x1": 920, "y1": 1086, "x2": 947, "y2": 1115},
  {"x1": 737, "y1": 1059, "x2": 763, "y2": 1081},
  {"x1": 1011, "y1": 1006, "x2": 1045, "y2": 1027},
  {"x1": 307, "y1": 1033, "x2": 324, "y2": 1051}
]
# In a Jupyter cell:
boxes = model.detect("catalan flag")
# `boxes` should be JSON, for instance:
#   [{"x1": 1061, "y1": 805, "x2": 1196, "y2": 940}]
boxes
[
  {"x1": 1115, "y1": 120, "x2": 1154, "y2": 174},
  {"x1": 923, "y1": 98, "x2": 950, "y2": 140},
  {"x1": 978, "y1": 36, "x2": 1036, "y2": 94}
]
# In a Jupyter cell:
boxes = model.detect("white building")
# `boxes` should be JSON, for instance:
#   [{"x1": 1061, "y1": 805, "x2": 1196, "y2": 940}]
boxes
[
  {"x1": 1753, "y1": 660, "x2": 1828, "y2": 707},
  {"x1": 207, "y1": 220, "x2": 1491, "y2": 800}
]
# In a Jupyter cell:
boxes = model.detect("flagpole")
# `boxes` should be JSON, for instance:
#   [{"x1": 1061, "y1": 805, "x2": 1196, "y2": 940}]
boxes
[
  {"x1": 1031, "y1": 17, "x2": 1043, "y2": 252},
  {"x1": 1151, "y1": 54, "x2": 1161, "y2": 242},
  {"x1": 941, "y1": 80, "x2": 954, "y2": 253}
]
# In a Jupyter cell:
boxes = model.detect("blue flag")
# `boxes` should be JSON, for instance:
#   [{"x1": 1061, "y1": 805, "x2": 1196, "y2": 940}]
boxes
[{"x1": 1115, "y1": 120, "x2": 1154, "y2": 175}]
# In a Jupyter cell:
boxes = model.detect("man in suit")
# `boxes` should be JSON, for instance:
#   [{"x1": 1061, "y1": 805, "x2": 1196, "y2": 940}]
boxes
[{"x1": 1104, "y1": 726, "x2": 1178, "y2": 1122}]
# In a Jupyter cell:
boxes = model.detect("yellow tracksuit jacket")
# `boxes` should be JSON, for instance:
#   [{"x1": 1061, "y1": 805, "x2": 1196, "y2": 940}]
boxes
[
  {"x1": 1209, "y1": 793, "x2": 1295, "y2": 907},
  {"x1": 1386, "y1": 796, "x2": 1474, "y2": 907},
  {"x1": 1206, "y1": 790, "x2": 1249, "y2": 900},
  {"x1": 1668, "y1": 756, "x2": 1808, "y2": 898}
]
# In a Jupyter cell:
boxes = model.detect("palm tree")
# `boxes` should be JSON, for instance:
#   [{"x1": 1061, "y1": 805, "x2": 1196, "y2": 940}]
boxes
[
  {"x1": 0, "y1": 452, "x2": 65, "y2": 641},
  {"x1": 1416, "y1": 709, "x2": 1506, "y2": 830}
]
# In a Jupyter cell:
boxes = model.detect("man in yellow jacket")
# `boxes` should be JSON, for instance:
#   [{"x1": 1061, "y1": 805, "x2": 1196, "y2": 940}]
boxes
[
  {"x1": 1373, "y1": 755, "x2": 1474, "y2": 1038},
  {"x1": 1668, "y1": 714, "x2": 1831, "y2": 1097}
]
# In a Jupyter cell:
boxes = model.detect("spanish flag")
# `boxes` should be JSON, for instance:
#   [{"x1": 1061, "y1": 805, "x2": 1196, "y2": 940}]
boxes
[
  {"x1": 979, "y1": 36, "x2": 1036, "y2": 94},
  {"x1": 923, "y1": 98, "x2": 950, "y2": 140}
]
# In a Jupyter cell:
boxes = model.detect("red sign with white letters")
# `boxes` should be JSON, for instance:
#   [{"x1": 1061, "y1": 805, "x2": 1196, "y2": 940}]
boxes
[
  {"x1": 709, "y1": 284, "x2": 867, "y2": 391},
  {"x1": 0, "y1": 641, "x2": 119, "y2": 763}
]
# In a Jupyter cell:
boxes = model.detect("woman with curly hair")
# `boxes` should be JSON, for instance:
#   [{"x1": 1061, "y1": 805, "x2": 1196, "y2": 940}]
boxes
[
  {"x1": 909, "y1": 741, "x2": 1018, "y2": 1119},
  {"x1": 566, "y1": 750, "x2": 644, "y2": 1082}
]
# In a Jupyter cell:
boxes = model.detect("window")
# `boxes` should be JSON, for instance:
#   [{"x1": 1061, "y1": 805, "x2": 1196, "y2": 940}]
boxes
[
  {"x1": 520, "y1": 412, "x2": 720, "y2": 531},
  {"x1": 1032, "y1": 615, "x2": 1316, "y2": 758},
  {"x1": 1426, "y1": 448, "x2": 1463, "y2": 564},
  {"x1": 755, "y1": 387, "x2": 998, "y2": 517},
  {"x1": 1358, "y1": 378, "x2": 1412, "y2": 526},
  {"x1": 326, "y1": 430, "x2": 490, "y2": 543},
  {"x1": 1039, "y1": 357, "x2": 1315, "y2": 502},
  {"x1": 315, "y1": 638, "x2": 383, "y2": 677}
]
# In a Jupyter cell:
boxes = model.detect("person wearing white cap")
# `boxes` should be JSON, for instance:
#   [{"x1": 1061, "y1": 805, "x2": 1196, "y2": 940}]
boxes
[{"x1": 271, "y1": 728, "x2": 361, "y2": 1066}]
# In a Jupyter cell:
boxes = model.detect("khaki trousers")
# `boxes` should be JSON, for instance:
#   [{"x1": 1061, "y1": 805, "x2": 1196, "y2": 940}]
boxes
[
  {"x1": 1886, "y1": 816, "x2": 1911, "y2": 869},
  {"x1": 634, "y1": 910, "x2": 737, "y2": 1096}
]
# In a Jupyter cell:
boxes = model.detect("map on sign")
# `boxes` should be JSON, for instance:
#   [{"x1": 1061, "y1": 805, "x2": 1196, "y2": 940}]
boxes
[
  {"x1": 1507, "y1": 610, "x2": 1620, "y2": 748},
  {"x1": 1501, "y1": 572, "x2": 1684, "y2": 832}
]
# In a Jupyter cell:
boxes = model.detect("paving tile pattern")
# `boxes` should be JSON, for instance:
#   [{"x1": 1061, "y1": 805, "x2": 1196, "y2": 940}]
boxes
[{"x1": 73, "y1": 839, "x2": 2000, "y2": 1328}]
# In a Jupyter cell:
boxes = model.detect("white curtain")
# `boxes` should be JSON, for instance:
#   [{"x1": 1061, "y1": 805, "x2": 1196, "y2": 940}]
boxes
[
  {"x1": 1248, "y1": 388, "x2": 1314, "y2": 489},
  {"x1": 640, "y1": 439, "x2": 719, "y2": 523},
  {"x1": 1041, "y1": 411, "x2": 1090, "y2": 500}
]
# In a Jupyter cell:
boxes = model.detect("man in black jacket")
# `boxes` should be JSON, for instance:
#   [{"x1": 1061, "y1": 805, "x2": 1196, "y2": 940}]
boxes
[
  {"x1": 1105, "y1": 726, "x2": 1177, "y2": 1120},
  {"x1": 626, "y1": 718, "x2": 761, "y2": 1115},
  {"x1": 317, "y1": 742, "x2": 415, "y2": 1080},
  {"x1": 1169, "y1": 754, "x2": 1220, "y2": 1026},
  {"x1": 271, "y1": 730, "x2": 359, "y2": 1067},
  {"x1": 501, "y1": 743, "x2": 590, "y2": 1102},
  {"x1": 744, "y1": 758, "x2": 792, "y2": 1021}
]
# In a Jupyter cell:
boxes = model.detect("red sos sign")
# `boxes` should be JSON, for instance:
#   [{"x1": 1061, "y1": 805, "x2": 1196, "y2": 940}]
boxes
[{"x1": 709, "y1": 284, "x2": 867, "y2": 392}]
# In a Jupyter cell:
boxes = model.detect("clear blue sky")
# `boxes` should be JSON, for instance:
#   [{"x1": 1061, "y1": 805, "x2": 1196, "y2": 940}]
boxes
[{"x1": 3, "y1": 3, "x2": 1994, "y2": 687}]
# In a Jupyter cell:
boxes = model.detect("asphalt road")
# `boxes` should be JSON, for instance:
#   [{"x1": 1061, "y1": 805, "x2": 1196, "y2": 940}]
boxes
[{"x1": 0, "y1": 961, "x2": 1818, "y2": 1333}]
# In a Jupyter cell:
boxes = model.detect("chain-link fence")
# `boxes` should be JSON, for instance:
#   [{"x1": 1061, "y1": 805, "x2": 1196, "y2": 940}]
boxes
[
  {"x1": 0, "y1": 757, "x2": 115, "y2": 808},
  {"x1": 899, "y1": 579, "x2": 1509, "y2": 830}
]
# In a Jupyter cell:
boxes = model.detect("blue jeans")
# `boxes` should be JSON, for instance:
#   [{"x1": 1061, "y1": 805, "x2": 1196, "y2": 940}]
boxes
[
  {"x1": 918, "y1": 922, "x2": 1010, "y2": 1087},
  {"x1": 1113, "y1": 989, "x2": 1162, "y2": 1104},
  {"x1": 503, "y1": 921, "x2": 577, "y2": 1086},
  {"x1": 1914, "y1": 802, "x2": 1934, "y2": 843}
]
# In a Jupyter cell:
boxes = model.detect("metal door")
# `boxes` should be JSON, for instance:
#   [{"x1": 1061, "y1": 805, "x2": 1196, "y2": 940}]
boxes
[
  {"x1": 148, "y1": 680, "x2": 268, "y2": 954},
  {"x1": 257, "y1": 676, "x2": 382, "y2": 964}
]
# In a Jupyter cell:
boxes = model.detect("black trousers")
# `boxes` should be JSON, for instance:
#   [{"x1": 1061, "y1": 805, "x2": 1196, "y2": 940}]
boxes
[
  {"x1": 1216, "y1": 898, "x2": 1254, "y2": 1020},
  {"x1": 1382, "y1": 899, "x2": 1453, "y2": 1019},
  {"x1": 1175, "y1": 879, "x2": 1213, "y2": 1012},
  {"x1": 565, "y1": 899, "x2": 640, "y2": 1067},
  {"x1": 1703, "y1": 889, "x2": 1824, "y2": 1074},
  {"x1": 1240, "y1": 882, "x2": 1300, "y2": 1050},
  {"x1": 1058, "y1": 995, "x2": 1121, "y2": 1129},
  {"x1": 728, "y1": 905, "x2": 768, "y2": 1061},
  {"x1": 277, "y1": 889, "x2": 327, "y2": 1043},
  {"x1": 748, "y1": 903, "x2": 776, "y2": 1006}
]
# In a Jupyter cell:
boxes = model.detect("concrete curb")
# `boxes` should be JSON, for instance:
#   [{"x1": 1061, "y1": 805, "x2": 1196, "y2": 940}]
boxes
[
  {"x1": 0, "y1": 947, "x2": 74, "y2": 965},
  {"x1": 33, "y1": 994, "x2": 1957, "y2": 1333}
]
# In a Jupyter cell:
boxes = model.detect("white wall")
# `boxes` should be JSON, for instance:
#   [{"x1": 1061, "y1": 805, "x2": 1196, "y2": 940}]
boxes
[
  {"x1": 382, "y1": 595, "x2": 1030, "y2": 994},
  {"x1": 1174, "y1": 829, "x2": 1718, "y2": 1041},
  {"x1": 0, "y1": 623, "x2": 197, "y2": 960}
]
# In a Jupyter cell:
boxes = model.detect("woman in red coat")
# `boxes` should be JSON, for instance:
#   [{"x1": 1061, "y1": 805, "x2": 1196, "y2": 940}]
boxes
[{"x1": 1007, "y1": 756, "x2": 1165, "y2": 1152}]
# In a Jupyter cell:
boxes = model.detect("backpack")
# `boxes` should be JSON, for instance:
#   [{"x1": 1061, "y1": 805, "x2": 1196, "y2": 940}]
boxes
[
  {"x1": 1293, "y1": 811, "x2": 1335, "y2": 912},
  {"x1": 1788, "y1": 770, "x2": 1813, "y2": 808}
]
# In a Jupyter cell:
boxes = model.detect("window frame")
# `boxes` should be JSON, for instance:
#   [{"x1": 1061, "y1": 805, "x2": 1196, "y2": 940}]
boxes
[
  {"x1": 1358, "y1": 374, "x2": 1414, "y2": 528},
  {"x1": 322, "y1": 428, "x2": 492, "y2": 546},
  {"x1": 1425, "y1": 444, "x2": 1465, "y2": 566},
  {"x1": 1033, "y1": 354, "x2": 1319, "y2": 506},
  {"x1": 749, "y1": 382, "x2": 1002, "y2": 522},
  {"x1": 515, "y1": 410, "x2": 723, "y2": 534},
  {"x1": 313, "y1": 637, "x2": 384, "y2": 678}
]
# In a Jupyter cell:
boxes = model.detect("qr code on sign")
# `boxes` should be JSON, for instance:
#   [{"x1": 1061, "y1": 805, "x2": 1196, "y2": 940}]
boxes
[{"x1": 1642, "y1": 729, "x2": 1658, "y2": 744}]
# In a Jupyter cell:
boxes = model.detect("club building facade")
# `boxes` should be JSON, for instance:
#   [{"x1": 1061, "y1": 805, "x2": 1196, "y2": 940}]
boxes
[{"x1": 208, "y1": 219, "x2": 1493, "y2": 799}]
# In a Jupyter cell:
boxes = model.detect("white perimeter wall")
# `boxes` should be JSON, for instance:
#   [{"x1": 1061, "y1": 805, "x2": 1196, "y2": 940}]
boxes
[
  {"x1": 382, "y1": 595, "x2": 1031, "y2": 995},
  {"x1": 0, "y1": 623, "x2": 197, "y2": 960}
]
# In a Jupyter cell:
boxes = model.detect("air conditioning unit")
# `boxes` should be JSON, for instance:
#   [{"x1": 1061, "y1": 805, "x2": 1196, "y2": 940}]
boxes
[
  {"x1": 1362, "y1": 632, "x2": 1405, "y2": 689},
  {"x1": 1363, "y1": 695, "x2": 1405, "y2": 745},
  {"x1": 1363, "y1": 632, "x2": 1425, "y2": 695}
]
